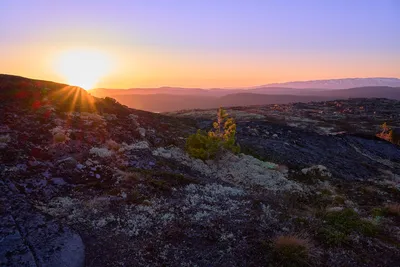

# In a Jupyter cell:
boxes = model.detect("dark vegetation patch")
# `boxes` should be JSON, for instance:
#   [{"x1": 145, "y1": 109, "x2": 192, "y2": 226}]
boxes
[
  {"x1": 317, "y1": 208, "x2": 379, "y2": 246},
  {"x1": 123, "y1": 167, "x2": 199, "y2": 193}
]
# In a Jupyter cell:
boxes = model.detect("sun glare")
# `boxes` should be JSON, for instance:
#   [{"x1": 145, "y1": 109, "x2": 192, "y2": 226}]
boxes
[{"x1": 54, "y1": 48, "x2": 112, "y2": 89}]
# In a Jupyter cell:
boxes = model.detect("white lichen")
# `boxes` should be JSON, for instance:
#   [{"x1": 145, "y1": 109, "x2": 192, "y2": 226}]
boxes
[{"x1": 153, "y1": 147, "x2": 302, "y2": 191}]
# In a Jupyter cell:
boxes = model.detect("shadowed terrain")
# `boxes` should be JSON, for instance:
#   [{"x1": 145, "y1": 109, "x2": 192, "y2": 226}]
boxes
[{"x1": 89, "y1": 81, "x2": 400, "y2": 112}]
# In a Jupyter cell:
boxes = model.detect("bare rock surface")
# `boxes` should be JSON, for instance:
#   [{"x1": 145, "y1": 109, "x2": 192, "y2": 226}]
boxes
[{"x1": 0, "y1": 180, "x2": 84, "y2": 267}]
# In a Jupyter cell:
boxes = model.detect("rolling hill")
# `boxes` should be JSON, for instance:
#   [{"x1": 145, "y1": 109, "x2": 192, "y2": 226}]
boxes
[{"x1": 89, "y1": 86, "x2": 400, "y2": 112}]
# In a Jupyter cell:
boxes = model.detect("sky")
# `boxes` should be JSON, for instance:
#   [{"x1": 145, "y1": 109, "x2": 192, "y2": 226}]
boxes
[{"x1": 0, "y1": 0, "x2": 399, "y2": 88}]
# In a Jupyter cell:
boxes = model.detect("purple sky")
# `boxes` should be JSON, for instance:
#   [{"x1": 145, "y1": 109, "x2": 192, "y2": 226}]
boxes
[{"x1": 1, "y1": 0, "x2": 399, "y2": 88}]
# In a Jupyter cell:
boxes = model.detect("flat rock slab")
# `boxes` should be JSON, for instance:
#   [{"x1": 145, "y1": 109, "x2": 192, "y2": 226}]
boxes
[
  {"x1": 237, "y1": 121, "x2": 400, "y2": 180},
  {"x1": 0, "y1": 180, "x2": 85, "y2": 267}
]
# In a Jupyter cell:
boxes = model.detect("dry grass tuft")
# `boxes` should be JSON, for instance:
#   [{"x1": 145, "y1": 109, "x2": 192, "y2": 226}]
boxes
[
  {"x1": 273, "y1": 235, "x2": 317, "y2": 267},
  {"x1": 385, "y1": 203, "x2": 400, "y2": 216}
]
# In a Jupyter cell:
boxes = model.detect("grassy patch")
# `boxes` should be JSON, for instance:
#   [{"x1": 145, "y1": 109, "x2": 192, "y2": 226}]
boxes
[{"x1": 318, "y1": 208, "x2": 379, "y2": 246}]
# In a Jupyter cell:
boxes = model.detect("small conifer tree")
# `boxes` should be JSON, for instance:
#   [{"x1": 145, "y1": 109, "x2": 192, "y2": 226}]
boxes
[
  {"x1": 186, "y1": 108, "x2": 240, "y2": 160},
  {"x1": 377, "y1": 122, "x2": 393, "y2": 143}
]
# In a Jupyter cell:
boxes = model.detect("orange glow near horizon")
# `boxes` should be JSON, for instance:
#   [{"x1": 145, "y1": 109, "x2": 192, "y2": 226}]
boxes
[
  {"x1": 53, "y1": 48, "x2": 113, "y2": 90},
  {"x1": 0, "y1": 45, "x2": 399, "y2": 89}
]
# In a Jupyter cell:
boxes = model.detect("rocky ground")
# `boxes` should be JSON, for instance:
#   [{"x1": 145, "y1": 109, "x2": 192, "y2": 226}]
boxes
[
  {"x1": 1, "y1": 75, "x2": 400, "y2": 266},
  {"x1": 168, "y1": 98, "x2": 400, "y2": 136}
]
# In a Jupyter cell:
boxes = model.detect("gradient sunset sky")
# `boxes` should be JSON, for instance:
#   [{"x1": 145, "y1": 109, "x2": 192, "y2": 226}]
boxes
[{"x1": 1, "y1": 0, "x2": 399, "y2": 88}]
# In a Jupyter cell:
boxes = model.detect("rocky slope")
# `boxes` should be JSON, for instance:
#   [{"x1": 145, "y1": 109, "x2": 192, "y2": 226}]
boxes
[{"x1": 1, "y1": 75, "x2": 400, "y2": 267}]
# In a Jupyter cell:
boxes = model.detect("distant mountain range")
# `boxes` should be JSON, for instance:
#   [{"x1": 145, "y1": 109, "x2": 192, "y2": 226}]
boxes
[
  {"x1": 90, "y1": 77, "x2": 400, "y2": 97},
  {"x1": 88, "y1": 78, "x2": 400, "y2": 112},
  {"x1": 251, "y1": 77, "x2": 400, "y2": 89}
]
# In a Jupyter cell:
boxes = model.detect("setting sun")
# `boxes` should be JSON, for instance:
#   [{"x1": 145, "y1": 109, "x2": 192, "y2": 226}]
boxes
[{"x1": 54, "y1": 48, "x2": 112, "y2": 89}]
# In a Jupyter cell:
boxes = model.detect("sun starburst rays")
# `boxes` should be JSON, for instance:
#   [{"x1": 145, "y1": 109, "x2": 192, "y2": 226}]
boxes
[{"x1": 52, "y1": 85, "x2": 98, "y2": 113}]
